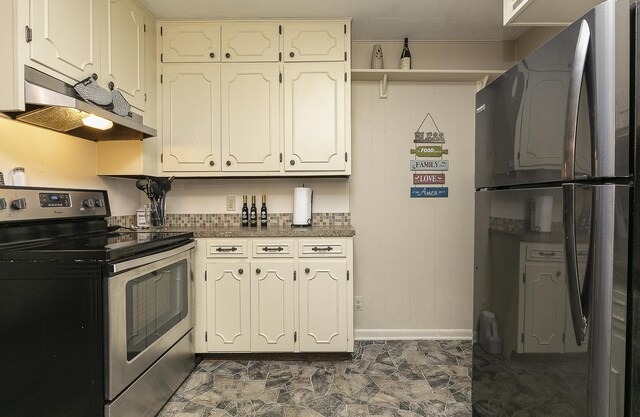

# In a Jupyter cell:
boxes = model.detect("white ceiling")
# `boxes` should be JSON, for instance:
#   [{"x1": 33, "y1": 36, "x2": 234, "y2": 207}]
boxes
[{"x1": 138, "y1": 0, "x2": 529, "y2": 41}]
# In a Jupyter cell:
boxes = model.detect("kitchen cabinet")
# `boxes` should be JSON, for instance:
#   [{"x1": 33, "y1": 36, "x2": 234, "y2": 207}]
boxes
[
  {"x1": 101, "y1": 0, "x2": 146, "y2": 111},
  {"x1": 221, "y1": 64, "x2": 281, "y2": 172},
  {"x1": 221, "y1": 23, "x2": 281, "y2": 62},
  {"x1": 283, "y1": 22, "x2": 346, "y2": 62},
  {"x1": 162, "y1": 64, "x2": 221, "y2": 171},
  {"x1": 194, "y1": 237, "x2": 354, "y2": 353},
  {"x1": 503, "y1": 0, "x2": 601, "y2": 26},
  {"x1": 161, "y1": 23, "x2": 221, "y2": 63}
]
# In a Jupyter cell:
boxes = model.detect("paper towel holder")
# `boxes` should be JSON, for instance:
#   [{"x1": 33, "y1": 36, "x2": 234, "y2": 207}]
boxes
[{"x1": 292, "y1": 186, "x2": 313, "y2": 227}]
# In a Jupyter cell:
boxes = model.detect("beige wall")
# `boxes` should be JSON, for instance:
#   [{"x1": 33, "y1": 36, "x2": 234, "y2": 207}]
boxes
[
  {"x1": 514, "y1": 26, "x2": 564, "y2": 60},
  {"x1": 0, "y1": 118, "x2": 139, "y2": 216},
  {"x1": 350, "y1": 81, "x2": 476, "y2": 338}
]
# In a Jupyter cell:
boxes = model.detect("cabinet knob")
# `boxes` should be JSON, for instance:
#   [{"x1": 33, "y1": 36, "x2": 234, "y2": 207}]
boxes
[
  {"x1": 225, "y1": 52, "x2": 231, "y2": 58},
  {"x1": 238, "y1": 268, "x2": 243, "y2": 275},
  {"x1": 226, "y1": 160, "x2": 231, "y2": 166},
  {"x1": 91, "y1": 73, "x2": 98, "y2": 80},
  {"x1": 305, "y1": 267, "x2": 310, "y2": 274},
  {"x1": 556, "y1": 271, "x2": 562, "y2": 277},
  {"x1": 290, "y1": 160, "x2": 295, "y2": 165},
  {"x1": 210, "y1": 52, "x2": 215, "y2": 58},
  {"x1": 108, "y1": 81, "x2": 114, "y2": 90},
  {"x1": 256, "y1": 268, "x2": 261, "y2": 274},
  {"x1": 289, "y1": 52, "x2": 295, "y2": 58},
  {"x1": 209, "y1": 161, "x2": 215, "y2": 166}
]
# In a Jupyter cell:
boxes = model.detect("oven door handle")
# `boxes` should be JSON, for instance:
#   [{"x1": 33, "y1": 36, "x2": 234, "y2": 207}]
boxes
[{"x1": 110, "y1": 240, "x2": 196, "y2": 274}]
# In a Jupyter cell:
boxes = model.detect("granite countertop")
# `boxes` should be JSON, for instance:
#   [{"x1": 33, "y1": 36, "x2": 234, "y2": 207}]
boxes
[{"x1": 150, "y1": 225, "x2": 356, "y2": 238}]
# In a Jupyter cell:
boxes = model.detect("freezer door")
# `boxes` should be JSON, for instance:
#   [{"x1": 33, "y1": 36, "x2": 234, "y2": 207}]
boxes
[
  {"x1": 475, "y1": 0, "x2": 630, "y2": 188},
  {"x1": 472, "y1": 184, "x2": 629, "y2": 417}
]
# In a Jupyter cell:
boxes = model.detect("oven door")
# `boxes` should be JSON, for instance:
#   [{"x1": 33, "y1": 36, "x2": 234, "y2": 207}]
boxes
[{"x1": 106, "y1": 241, "x2": 195, "y2": 401}]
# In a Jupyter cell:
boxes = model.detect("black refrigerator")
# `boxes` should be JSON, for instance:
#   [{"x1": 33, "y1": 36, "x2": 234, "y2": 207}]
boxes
[{"x1": 473, "y1": 1, "x2": 637, "y2": 416}]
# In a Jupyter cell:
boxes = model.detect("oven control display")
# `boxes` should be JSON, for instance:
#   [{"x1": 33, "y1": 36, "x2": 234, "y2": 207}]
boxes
[{"x1": 39, "y1": 193, "x2": 72, "y2": 208}]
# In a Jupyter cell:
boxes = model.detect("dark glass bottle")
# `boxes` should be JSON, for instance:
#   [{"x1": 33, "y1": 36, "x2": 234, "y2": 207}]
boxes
[
  {"x1": 250, "y1": 195, "x2": 257, "y2": 227},
  {"x1": 400, "y1": 37, "x2": 411, "y2": 69},
  {"x1": 260, "y1": 195, "x2": 268, "y2": 227},
  {"x1": 241, "y1": 195, "x2": 249, "y2": 227}
]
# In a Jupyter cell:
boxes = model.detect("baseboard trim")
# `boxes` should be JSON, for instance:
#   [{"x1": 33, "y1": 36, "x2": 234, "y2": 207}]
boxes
[{"x1": 354, "y1": 328, "x2": 472, "y2": 340}]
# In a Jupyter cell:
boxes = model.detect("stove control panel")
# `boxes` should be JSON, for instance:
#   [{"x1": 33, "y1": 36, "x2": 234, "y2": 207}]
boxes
[{"x1": 0, "y1": 187, "x2": 110, "y2": 223}]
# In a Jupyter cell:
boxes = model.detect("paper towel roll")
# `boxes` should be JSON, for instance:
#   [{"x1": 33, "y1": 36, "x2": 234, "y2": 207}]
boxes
[
  {"x1": 293, "y1": 187, "x2": 313, "y2": 226},
  {"x1": 531, "y1": 196, "x2": 553, "y2": 232}
]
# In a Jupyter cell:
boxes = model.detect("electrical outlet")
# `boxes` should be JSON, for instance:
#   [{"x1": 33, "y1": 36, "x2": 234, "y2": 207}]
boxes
[
  {"x1": 226, "y1": 196, "x2": 236, "y2": 211},
  {"x1": 354, "y1": 296, "x2": 363, "y2": 311}
]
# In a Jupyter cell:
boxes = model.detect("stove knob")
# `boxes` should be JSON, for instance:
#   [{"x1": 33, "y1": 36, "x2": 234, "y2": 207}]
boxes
[
  {"x1": 83, "y1": 199, "x2": 95, "y2": 208},
  {"x1": 11, "y1": 198, "x2": 27, "y2": 210},
  {"x1": 95, "y1": 199, "x2": 105, "y2": 208},
  {"x1": 0, "y1": 198, "x2": 6, "y2": 210}
]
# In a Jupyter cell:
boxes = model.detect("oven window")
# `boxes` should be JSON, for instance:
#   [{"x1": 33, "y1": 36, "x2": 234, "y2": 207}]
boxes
[{"x1": 125, "y1": 259, "x2": 188, "y2": 361}]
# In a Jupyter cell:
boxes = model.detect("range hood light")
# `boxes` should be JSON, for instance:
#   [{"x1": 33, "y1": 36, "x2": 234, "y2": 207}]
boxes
[{"x1": 82, "y1": 114, "x2": 114, "y2": 130}]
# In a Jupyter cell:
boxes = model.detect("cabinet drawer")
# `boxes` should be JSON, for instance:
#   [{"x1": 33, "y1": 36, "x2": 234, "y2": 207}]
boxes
[
  {"x1": 299, "y1": 239, "x2": 346, "y2": 257},
  {"x1": 206, "y1": 240, "x2": 248, "y2": 258},
  {"x1": 525, "y1": 245, "x2": 563, "y2": 262},
  {"x1": 253, "y1": 240, "x2": 294, "y2": 257}
]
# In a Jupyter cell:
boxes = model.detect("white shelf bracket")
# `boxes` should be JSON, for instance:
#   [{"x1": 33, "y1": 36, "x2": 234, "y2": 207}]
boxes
[
  {"x1": 477, "y1": 75, "x2": 490, "y2": 92},
  {"x1": 379, "y1": 73, "x2": 388, "y2": 99}
]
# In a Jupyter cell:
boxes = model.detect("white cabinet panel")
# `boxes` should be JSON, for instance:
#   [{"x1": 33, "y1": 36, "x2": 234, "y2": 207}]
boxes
[
  {"x1": 30, "y1": 0, "x2": 101, "y2": 82},
  {"x1": 250, "y1": 262, "x2": 295, "y2": 351},
  {"x1": 298, "y1": 260, "x2": 348, "y2": 351},
  {"x1": 284, "y1": 63, "x2": 345, "y2": 171},
  {"x1": 162, "y1": 64, "x2": 221, "y2": 171},
  {"x1": 221, "y1": 64, "x2": 281, "y2": 172},
  {"x1": 222, "y1": 23, "x2": 280, "y2": 62},
  {"x1": 206, "y1": 262, "x2": 251, "y2": 351},
  {"x1": 284, "y1": 22, "x2": 345, "y2": 62},
  {"x1": 162, "y1": 23, "x2": 221, "y2": 63},
  {"x1": 102, "y1": 0, "x2": 145, "y2": 111}
]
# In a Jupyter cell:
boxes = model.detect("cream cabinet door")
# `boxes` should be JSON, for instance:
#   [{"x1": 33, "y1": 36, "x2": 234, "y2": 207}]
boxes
[
  {"x1": 161, "y1": 23, "x2": 221, "y2": 63},
  {"x1": 221, "y1": 64, "x2": 281, "y2": 172},
  {"x1": 222, "y1": 23, "x2": 280, "y2": 62},
  {"x1": 298, "y1": 260, "x2": 348, "y2": 352},
  {"x1": 283, "y1": 22, "x2": 345, "y2": 62},
  {"x1": 250, "y1": 262, "x2": 295, "y2": 352},
  {"x1": 284, "y1": 63, "x2": 345, "y2": 172},
  {"x1": 101, "y1": 0, "x2": 145, "y2": 111},
  {"x1": 523, "y1": 262, "x2": 566, "y2": 353},
  {"x1": 30, "y1": 0, "x2": 101, "y2": 82},
  {"x1": 162, "y1": 64, "x2": 221, "y2": 171},
  {"x1": 206, "y1": 262, "x2": 251, "y2": 352}
]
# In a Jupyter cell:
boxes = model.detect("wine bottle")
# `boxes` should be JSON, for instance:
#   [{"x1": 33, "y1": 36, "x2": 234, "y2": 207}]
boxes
[
  {"x1": 250, "y1": 195, "x2": 257, "y2": 227},
  {"x1": 400, "y1": 37, "x2": 411, "y2": 70},
  {"x1": 260, "y1": 195, "x2": 268, "y2": 227},
  {"x1": 241, "y1": 195, "x2": 249, "y2": 227}
]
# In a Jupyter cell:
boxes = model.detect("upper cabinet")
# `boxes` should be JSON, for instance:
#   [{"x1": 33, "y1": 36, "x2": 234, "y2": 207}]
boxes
[
  {"x1": 503, "y1": 0, "x2": 601, "y2": 26},
  {"x1": 101, "y1": 0, "x2": 145, "y2": 111},
  {"x1": 161, "y1": 23, "x2": 221, "y2": 63},
  {"x1": 30, "y1": 0, "x2": 101, "y2": 83},
  {"x1": 283, "y1": 22, "x2": 346, "y2": 62},
  {"x1": 221, "y1": 23, "x2": 280, "y2": 62}
]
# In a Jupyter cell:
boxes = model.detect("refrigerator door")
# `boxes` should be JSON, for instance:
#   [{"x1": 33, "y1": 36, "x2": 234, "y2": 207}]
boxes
[
  {"x1": 475, "y1": 0, "x2": 630, "y2": 189},
  {"x1": 472, "y1": 184, "x2": 629, "y2": 417}
]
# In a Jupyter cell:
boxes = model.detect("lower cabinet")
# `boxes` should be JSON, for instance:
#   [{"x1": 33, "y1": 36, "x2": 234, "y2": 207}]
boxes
[{"x1": 196, "y1": 238, "x2": 353, "y2": 353}]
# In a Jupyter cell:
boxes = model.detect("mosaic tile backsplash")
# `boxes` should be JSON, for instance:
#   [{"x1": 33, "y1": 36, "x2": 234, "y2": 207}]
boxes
[
  {"x1": 489, "y1": 217, "x2": 562, "y2": 234},
  {"x1": 108, "y1": 213, "x2": 351, "y2": 228}
]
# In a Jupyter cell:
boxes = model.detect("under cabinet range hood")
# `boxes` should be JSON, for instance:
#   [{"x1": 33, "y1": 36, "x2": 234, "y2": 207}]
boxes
[{"x1": 2, "y1": 67, "x2": 156, "y2": 141}]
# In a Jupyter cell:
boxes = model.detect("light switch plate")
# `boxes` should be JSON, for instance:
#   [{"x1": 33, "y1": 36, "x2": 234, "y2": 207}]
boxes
[{"x1": 226, "y1": 196, "x2": 235, "y2": 211}]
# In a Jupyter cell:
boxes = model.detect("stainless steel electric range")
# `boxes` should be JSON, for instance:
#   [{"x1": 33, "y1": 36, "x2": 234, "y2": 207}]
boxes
[{"x1": 0, "y1": 186, "x2": 195, "y2": 417}]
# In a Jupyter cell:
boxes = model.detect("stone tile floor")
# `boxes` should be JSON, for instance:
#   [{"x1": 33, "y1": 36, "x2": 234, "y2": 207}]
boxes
[{"x1": 157, "y1": 340, "x2": 472, "y2": 417}]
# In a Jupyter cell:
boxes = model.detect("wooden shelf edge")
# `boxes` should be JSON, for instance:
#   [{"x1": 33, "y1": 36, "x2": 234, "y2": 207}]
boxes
[{"x1": 350, "y1": 69, "x2": 505, "y2": 83}]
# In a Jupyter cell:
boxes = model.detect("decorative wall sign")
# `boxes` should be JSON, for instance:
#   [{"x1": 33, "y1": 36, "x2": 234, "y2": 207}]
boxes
[
  {"x1": 410, "y1": 187, "x2": 449, "y2": 198},
  {"x1": 413, "y1": 173, "x2": 445, "y2": 184},
  {"x1": 414, "y1": 113, "x2": 445, "y2": 143},
  {"x1": 410, "y1": 160, "x2": 449, "y2": 171},
  {"x1": 410, "y1": 146, "x2": 449, "y2": 157}
]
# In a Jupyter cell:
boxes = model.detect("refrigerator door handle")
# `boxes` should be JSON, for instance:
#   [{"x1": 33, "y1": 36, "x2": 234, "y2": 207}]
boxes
[
  {"x1": 562, "y1": 184, "x2": 588, "y2": 345},
  {"x1": 562, "y1": 19, "x2": 591, "y2": 181}
]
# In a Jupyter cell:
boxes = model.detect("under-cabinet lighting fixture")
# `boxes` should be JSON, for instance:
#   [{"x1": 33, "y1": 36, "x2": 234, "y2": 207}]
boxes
[{"x1": 82, "y1": 114, "x2": 113, "y2": 130}]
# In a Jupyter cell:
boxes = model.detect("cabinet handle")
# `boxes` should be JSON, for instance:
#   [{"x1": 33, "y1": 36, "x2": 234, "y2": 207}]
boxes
[
  {"x1": 256, "y1": 268, "x2": 261, "y2": 274},
  {"x1": 262, "y1": 246, "x2": 284, "y2": 252},
  {"x1": 91, "y1": 73, "x2": 98, "y2": 81},
  {"x1": 312, "y1": 246, "x2": 334, "y2": 252},
  {"x1": 108, "y1": 81, "x2": 114, "y2": 90},
  {"x1": 225, "y1": 52, "x2": 231, "y2": 58},
  {"x1": 238, "y1": 268, "x2": 244, "y2": 275},
  {"x1": 289, "y1": 52, "x2": 295, "y2": 58},
  {"x1": 209, "y1": 161, "x2": 215, "y2": 166},
  {"x1": 305, "y1": 267, "x2": 310, "y2": 273},
  {"x1": 215, "y1": 247, "x2": 238, "y2": 252},
  {"x1": 210, "y1": 52, "x2": 215, "y2": 58},
  {"x1": 290, "y1": 160, "x2": 295, "y2": 165},
  {"x1": 226, "y1": 161, "x2": 231, "y2": 166},
  {"x1": 556, "y1": 271, "x2": 562, "y2": 277},
  {"x1": 537, "y1": 251, "x2": 556, "y2": 257}
]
